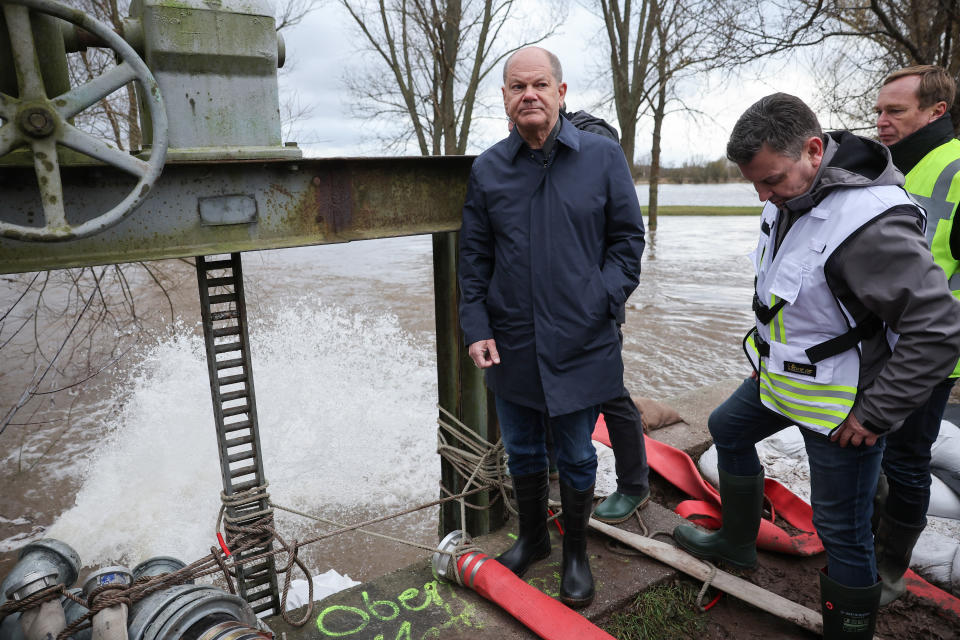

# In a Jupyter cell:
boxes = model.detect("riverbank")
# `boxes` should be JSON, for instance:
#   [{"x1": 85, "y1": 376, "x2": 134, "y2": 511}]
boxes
[{"x1": 654, "y1": 205, "x2": 756, "y2": 216}]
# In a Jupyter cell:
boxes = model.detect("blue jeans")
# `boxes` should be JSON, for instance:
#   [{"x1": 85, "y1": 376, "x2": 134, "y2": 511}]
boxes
[
  {"x1": 495, "y1": 395, "x2": 599, "y2": 491},
  {"x1": 882, "y1": 376, "x2": 957, "y2": 525},
  {"x1": 709, "y1": 378, "x2": 883, "y2": 588}
]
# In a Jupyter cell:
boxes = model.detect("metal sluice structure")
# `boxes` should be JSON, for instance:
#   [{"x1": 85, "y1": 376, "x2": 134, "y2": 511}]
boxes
[{"x1": 0, "y1": 0, "x2": 504, "y2": 618}]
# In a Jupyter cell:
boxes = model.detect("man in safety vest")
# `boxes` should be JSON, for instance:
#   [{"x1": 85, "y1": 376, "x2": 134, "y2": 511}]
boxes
[
  {"x1": 873, "y1": 65, "x2": 960, "y2": 606},
  {"x1": 673, "y1": 93, "x2": 960, "y2": 639}
]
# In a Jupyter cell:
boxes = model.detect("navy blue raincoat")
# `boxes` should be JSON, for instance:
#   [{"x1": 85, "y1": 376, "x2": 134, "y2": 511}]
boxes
[{"x1": 458, "y1": 119, "x2": 645, "y2": 416}]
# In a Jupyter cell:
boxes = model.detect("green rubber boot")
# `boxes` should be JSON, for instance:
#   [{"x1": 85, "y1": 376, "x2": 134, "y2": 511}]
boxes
[
  {"x1": 875, "y1": 511, "x2": 925, "y2": 606},
  {"x1": 673, "y1": 468, "x2": 764, "y2": 569},
  {"x1": 592, "y1": 489, "x2": 650, "y2": 524},
  {"x1": 819, "y1": 570, "x2": 881, "y2": 639}
]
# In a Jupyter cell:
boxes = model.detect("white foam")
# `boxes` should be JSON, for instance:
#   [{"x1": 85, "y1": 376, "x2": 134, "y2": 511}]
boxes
[{"x1": 47, "y1": 301, "x2": 438, "y2": 568}]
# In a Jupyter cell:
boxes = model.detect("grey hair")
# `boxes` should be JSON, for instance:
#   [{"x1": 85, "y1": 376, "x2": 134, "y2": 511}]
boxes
[
  {"x1": 502, "y1": 47, "x2": 563, "y2": 84},
  {"x1": 726, "y1": 93, "x2": 822, "y2": 165}
]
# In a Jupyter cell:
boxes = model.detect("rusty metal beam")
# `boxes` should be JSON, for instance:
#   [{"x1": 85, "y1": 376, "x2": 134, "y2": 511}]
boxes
[{"x1": 0, "y1": 156, "x2": 473, "y2": 274}]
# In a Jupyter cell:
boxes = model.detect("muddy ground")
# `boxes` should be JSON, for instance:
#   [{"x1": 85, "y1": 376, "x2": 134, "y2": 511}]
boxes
[{"x1": 636, "y1": 472, "x2": 960, "y2": 640}]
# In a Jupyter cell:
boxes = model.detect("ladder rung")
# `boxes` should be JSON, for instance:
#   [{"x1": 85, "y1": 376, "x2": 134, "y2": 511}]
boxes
[
  {"x1": 242, "y1": 575, "x2": 272, "y2": 589},
  {"x1": 214, "y1": 341, "x2": 242, "y2": 354},
  {"x1": 227, "y1": 450, "x2": 255, "y2": 463},
  {"x1": 209, "y1": 293, "x2": 237, "y2": 305},
  {"x1": 202, "y1": 259, "x2": 233, "y2": 271},
  {"x1": 220, "y1": 389, "x2": 248, "y2": 402},
  {"x1": 211, "y1": 310, "x2": 239, "y2": 322},
  {"x1": 252, "y1": 601, "x2": 275, "y2": 614},
  {"x1": 232, "y1": 479, "x2": 259, "y2": 492},
  {"x1": 225, "y1": 435, "x2": 253, "y2": 448},
  {"x1": 206, "y1": 276, "x2": 235, "y2": 288},
  {"x1": 241, "y1": 562, "x2": 271, "y2": 579},
  {"x1": 218, "y1": 373, "x2": 247, "y2": 386},
  {"x1": 229, "y1": 464, "x2": 257, "y2": 479},
  {"x1": 212, "y1": 326, "x2": 241, "y2": 338},
  {"x1": 222, "y1": 404, "x2": 249, "y2": 418},
  {"x1": 222, "y1": 420, "x2": 251, "y2": 434},
  {"x1": 216, "y1": 358, "x2": 244, "y2": 371}
]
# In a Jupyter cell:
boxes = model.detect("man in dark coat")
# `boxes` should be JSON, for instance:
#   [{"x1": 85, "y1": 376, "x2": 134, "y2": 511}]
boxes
[{"x1": 458, "y1": 46, "x2": 645, "y2": 609}]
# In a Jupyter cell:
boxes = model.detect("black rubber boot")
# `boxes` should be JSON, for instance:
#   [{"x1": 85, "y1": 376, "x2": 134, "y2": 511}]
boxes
[
  {"x1": 559, "y1": 482, "x2": 595, "y2": 609},
  {"x1": 673, "y1": 468, "x2": 764, "y2": 569},
  {"x1": 819, "y1": 570, "x2": 881, "y2": 639},
  {"x1": 495, "y1": 470, "x2": 551, "y2": 577},
  {"x1": 875, "y1": 511, "x2": 925, "y2": 606}
]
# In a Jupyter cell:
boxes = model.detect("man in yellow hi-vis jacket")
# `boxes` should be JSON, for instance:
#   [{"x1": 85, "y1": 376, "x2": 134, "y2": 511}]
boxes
[{"x1": 873, "y1": 65, "x2": 960, "y2": 606}]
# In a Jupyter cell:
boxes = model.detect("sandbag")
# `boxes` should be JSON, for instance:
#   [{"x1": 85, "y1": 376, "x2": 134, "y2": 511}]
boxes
[
  {"x1": 928, "y1": 474, "x2": 960, "y2": 520},
  {"x1": 911, "y1": 528, "x2": 960, "y2": 597},
  {"x1": 932, "y1": 420, "x2": 960, "y2": 498}
]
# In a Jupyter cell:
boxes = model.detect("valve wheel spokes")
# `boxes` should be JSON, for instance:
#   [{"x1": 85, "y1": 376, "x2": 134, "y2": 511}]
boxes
[{"x1": 0, "y1": 0, "x2": 168, "y2": 242}]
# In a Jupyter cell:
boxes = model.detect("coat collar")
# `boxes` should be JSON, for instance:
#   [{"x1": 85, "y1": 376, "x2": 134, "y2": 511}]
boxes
[
  {"x1": 887, "y1": 114, "x2": 955, "y2": 175},
  {"x1": 506, "y1": 117, "x2": 581, "y2": 162}
]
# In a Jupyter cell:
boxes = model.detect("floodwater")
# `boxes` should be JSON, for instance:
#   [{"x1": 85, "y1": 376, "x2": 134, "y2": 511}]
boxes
[{"x1": 0, "y1": 183, "x2": 761, "y2": 585}]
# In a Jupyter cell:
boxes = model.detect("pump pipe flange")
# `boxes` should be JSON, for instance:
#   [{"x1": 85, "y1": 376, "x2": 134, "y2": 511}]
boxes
[
  {"x1": 0, "y1": 539, "x2": 81, "y2": 604},
  {"x1": 4, "y1": 570, "x2": 58, "y2": 602},
  {"x1": 431, "y1": 530, "x2": 467, "y2": 582},
  {"x1": 131, "y1": 557, "x2": 189, "y2": 583},
  {"x1": 81, "y1": 566, "x2": 132, "y2": 598}
]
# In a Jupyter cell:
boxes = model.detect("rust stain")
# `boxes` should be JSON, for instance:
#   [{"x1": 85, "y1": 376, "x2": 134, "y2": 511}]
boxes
[{"x1": 312, "y1": 170, "x2": 352, "y2": 233}]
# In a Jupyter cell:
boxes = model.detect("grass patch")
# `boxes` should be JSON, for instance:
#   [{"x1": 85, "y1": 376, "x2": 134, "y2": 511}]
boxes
[
  {"x1": 603, "y1": 579, "x2": 707, "y2": 640},
  {"x1": 652, "y1": 205, "x2": 757, "y2": 216}
]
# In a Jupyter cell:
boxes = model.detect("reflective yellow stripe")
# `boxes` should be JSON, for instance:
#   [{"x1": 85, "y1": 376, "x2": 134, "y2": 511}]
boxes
[
  {"x1": 775, "y1": 297, "x2": 786, "y2": 343},
  {"x1": 763, "y1": 369, "x2": 856, "y2": 396},
  {"x1": 759, "y1": 387, "x2": 840, "y2": 429},
  {"x1": 768, "y1": 293, "x2": 776, "y2": 342},
  {"x1": 759, "y1": 374, "x2": 850, "y2": 419}
]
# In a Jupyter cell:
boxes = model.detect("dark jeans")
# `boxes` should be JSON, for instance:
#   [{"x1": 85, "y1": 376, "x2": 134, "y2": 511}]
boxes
[
  {"x1": 495, "y1": 395, "x2": 599, "y2": 491},
  {"x1": 709, "y1": 378, "x2": 883, "y2": 588},
  {"x1": 881, "y1": 376, "x2": 957, "y2": 525}
]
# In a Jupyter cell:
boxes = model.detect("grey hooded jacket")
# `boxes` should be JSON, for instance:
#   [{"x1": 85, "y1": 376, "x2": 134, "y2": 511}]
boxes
[{"x1": 774, "y1": 131, "x2": 960, "y2": 434}]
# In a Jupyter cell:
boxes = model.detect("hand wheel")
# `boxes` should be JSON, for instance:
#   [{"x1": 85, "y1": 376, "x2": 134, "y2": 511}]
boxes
[{"x1": 0, "y1": 0, "x2": 168, "y2": 241}]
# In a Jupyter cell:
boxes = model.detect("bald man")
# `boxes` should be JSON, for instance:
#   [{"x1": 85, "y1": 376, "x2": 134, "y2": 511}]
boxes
[{"x1": 458, "y1": 47, "x2": 645, "y2": 609}]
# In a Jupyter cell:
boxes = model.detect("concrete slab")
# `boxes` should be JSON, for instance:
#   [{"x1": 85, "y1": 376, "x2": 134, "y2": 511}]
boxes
[
  {"x1": 267, "y1": 502, "x2": 688, "y2": 639},
  {"x1": 648, "y1": 378, "x2": 740, "y2": 459}
]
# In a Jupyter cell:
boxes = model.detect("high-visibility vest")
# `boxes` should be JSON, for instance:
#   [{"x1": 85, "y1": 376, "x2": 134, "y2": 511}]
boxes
[
  {"x1": 745, "y1": 185, "x2": 922, "y2": 434},
  {"x1": 904, "y1": 138, "x2": 960, "y2": 378}
]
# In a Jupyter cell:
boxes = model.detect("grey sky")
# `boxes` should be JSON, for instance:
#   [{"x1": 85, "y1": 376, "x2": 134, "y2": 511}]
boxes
[{"x1": 279, "y1": 3, "x2": 816, "y2": 165}]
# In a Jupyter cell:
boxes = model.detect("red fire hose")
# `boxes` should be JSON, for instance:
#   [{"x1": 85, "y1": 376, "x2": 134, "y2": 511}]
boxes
[{"x1": 432, "y1": 532, "x2": 615, "y2": 640}]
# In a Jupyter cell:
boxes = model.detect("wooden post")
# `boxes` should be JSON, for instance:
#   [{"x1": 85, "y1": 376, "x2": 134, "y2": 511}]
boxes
[{"x1": 432, "y1": 231, "x2": 504, "y2": 537}]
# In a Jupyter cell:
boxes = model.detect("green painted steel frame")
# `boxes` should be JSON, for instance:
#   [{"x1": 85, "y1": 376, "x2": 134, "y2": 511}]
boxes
[
  {"x1": 0, "y1": 153, "x2": 505, "y2": 537},
  {"x1": 0, "y1": 156, "x2": 474, "y2": 273}
]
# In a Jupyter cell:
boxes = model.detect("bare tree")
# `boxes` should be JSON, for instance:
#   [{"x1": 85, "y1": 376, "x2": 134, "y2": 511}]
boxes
[
  {"x1": 730, "y1": 1, "x2": 960, "y2": 134},
  {"x1": 594, "y1": 0, "x2": 735, "y2": 227},
  {"x1": 338, "y1": 0, "x2": 567, "y2": 155},
  {"x1": 596, "y1": 0, "x2": 658, "y2": 177}
]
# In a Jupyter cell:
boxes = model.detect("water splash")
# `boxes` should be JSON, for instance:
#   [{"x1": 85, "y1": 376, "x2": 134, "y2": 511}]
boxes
[{"x1": 47, "y1": 300, "x2": 438, "y2": 568}]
